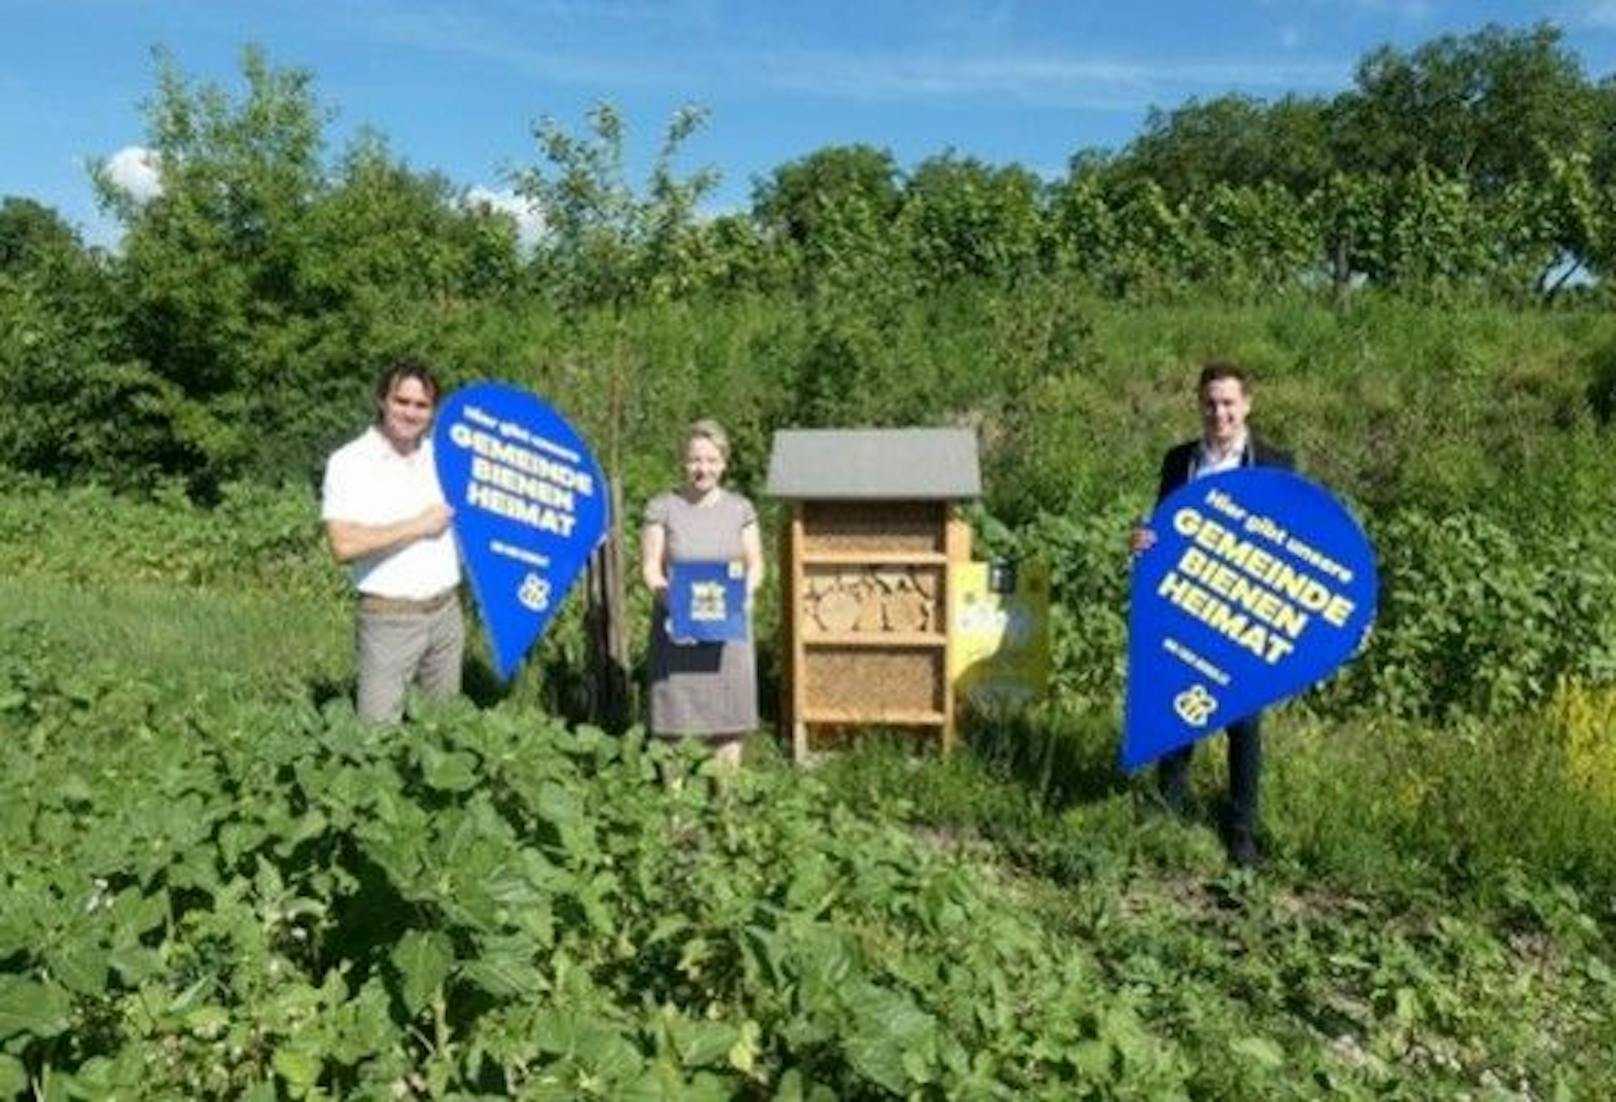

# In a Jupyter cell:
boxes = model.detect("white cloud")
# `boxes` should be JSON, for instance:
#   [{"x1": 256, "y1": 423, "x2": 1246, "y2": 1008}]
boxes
[
  {"x1": 1358, "y1": 0, "x2": 1433, "y2": 16},
  {"x1": 1253, "y1": 0, "x2": 1437, "y2": 20},
  {"x1": 330, "y1": 0, "x2": 1348, "y2": 112},
  {"x1": 1257, "y1": 0, "x2": 1433, "y2": 13},
  {"x1": 759, "y1": 51, "x2": 1350, "y2": 109},
  {"x1": 327, "y1": 1, "x2": 699, "y2": 87},
  {"x1": 105, "y1": 146, "x2": 162, "y2": 203},
  {"x1": 464, "y1": 185, "x2": 545, "y2": 246}
]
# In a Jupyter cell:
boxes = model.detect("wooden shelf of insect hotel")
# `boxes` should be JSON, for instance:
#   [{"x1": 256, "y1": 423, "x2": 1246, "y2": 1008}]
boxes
[{"x1": 765, "y1": 428, "x2": 981, "y2": 763}]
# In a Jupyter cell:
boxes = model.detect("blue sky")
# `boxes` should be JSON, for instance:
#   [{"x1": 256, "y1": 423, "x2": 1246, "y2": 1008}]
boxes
[{"x1": 8, "y1": 0, "x2": 1616, "y2": 245}]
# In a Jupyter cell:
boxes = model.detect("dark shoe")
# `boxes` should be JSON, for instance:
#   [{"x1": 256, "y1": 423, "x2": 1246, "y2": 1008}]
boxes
[
  {"x1": 1158, "y1": 777, "x2": 1190, "y2": 817},
  {"x1": 1225, "y1": 828, "x2": 1261, "y2": 869},
  {"x1": 1141, "y1": 786, "x2": 1188, "y2": 821}
]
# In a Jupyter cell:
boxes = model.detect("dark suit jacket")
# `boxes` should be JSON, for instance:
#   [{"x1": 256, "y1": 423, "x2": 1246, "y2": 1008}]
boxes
[{"x1": 1155, "y1": 435, "x2": 1294, "y2": 504}]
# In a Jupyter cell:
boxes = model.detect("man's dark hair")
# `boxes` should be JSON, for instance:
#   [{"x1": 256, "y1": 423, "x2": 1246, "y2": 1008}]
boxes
[
  {"x1": 1197, "y1": 361, "x2": 1248, "y2": 394},
  {"x1": 374, "y1": 359, "x2": 440, "y2": 410}
]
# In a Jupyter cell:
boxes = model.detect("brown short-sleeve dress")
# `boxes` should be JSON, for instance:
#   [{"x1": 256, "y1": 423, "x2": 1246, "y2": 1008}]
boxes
[{"x1": 644, "y1": 489, "x2": 759, "y2": 737}]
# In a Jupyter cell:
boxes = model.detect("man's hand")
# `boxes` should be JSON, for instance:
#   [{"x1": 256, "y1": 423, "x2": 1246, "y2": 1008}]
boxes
[
  {"x1": 1128, "y1": 525, "x2": 1157, "y2": 556},
  {"x1": 415, "y1": 503, "x2": 453, "y2": 539}
]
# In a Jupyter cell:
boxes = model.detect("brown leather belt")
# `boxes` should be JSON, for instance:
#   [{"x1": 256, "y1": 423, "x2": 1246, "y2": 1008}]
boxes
[{"x1": 357, "y1": 588, "x2": 457, "y2": 615}]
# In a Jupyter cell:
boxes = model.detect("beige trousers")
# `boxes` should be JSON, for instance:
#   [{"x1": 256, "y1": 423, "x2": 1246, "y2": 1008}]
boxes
[{"x1": 355, "y1": 599, "x2": 464, "y2": 723}]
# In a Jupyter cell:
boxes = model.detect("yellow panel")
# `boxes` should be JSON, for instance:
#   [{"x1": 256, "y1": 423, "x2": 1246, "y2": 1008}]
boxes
[{"x1": 948, "y1": 560, "x2": 1052, "y2": 711}]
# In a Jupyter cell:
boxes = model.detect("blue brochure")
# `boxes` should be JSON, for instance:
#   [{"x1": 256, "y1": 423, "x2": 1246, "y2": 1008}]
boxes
[{"x1": 667, "y1": 560, "x2": 748, "y2": 643}]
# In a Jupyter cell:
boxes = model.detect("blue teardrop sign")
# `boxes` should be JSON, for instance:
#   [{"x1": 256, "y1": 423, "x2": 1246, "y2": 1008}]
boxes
[
  {"x1": 433, "y1": 382, "x2": 608, "y2": 681},
  {"x1": 1123, "y1": 469, "x2": 1377, "y2": 771}
]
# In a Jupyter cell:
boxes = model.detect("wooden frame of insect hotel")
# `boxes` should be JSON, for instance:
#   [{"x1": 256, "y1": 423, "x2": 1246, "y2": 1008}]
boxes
[{"x1": 765, "y1": 428, "x2": 981, "y2": 762}]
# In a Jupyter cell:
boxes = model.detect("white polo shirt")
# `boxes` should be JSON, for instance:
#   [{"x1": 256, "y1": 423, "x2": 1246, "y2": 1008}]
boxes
[{"x1": 321, "y1": 427, "x2": 461, "y2": 599}]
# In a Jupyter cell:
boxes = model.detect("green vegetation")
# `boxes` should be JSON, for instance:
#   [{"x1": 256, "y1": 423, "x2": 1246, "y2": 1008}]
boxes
[{"x1": 4, "y1": 575, "x2": 1615, "y2": 1098}]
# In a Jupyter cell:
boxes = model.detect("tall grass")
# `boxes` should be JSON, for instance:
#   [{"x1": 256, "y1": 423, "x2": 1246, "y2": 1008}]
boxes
[
  {"x1": 376, "y1": 288, "x2": 1616, "y2": 521},
  {"x1": 0, "y1": 579, "x2": 349, "y2": 696}
]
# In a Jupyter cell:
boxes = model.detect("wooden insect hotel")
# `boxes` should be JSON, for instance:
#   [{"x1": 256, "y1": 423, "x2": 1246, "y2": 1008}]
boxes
[{"x1": 766, "y1": 428, "x2": 980, "y2": 762}]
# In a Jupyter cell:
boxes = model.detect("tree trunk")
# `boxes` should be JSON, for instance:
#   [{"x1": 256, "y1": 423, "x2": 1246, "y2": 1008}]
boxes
[
  {"x1": 586, "y1": 335, "x2": 631, "y2": 731},
  {"x1": 585, "y1": 479, "x2": 631, "y2": 731},
  {"x1": 1330, "y1": 236, "x2": 1351, "y2": 309}
]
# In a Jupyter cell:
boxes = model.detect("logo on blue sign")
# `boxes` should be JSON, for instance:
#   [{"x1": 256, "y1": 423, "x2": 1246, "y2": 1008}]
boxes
[
  {"x1": 1123, "y1": 469, "x2": 1377, "y2": 771},
  {"x1": 433, "y1": 382, "x2": 608, "y2": 681}
]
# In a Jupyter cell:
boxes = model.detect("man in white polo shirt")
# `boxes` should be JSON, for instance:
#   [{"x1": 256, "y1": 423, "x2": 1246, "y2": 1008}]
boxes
[{"x1": 322, "y1": 360, "x2": 463, "y2": 722}]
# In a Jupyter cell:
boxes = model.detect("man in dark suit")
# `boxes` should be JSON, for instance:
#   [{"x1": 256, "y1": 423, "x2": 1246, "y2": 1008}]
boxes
[{"x1": 1131, "y1": 362, "x2": 1293, "y2": 868}]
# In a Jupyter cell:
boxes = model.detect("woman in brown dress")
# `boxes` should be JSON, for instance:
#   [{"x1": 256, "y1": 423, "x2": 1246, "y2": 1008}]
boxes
[{"x1": 641, "y1": 420, "x2": 764, "y2": 769}]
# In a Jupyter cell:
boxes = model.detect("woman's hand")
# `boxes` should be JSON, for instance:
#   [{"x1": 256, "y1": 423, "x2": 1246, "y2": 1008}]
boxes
[
  {"x1": 741, "y1": 521, "x2": 765, "y2": 605},
  {"x1": 641, "y1": 522, "x2": 669, "y2": 594}
]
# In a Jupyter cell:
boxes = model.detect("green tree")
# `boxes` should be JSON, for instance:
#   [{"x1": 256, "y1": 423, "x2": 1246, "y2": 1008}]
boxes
[
  {"x1": 92, "y1": 45, "x2": 329, "y2": 488},
  {"x1": 1333, "y1": 22, "x2": 1600, "y2": 194},
  {"x1": 751, "y1": 143, "x2": 901, "y2": 247},
  {"x1": 0, "y1": 199, "x2": 180, "y2": 485},
  {"x1": 679, "y1": 211, "x2": 793, "y2": 295},
  {"x1": 1122, "y1": 93, "x2": 1335, "y2": 200},
  {"x1": 506, "y1": 99, "x2": 722, "y2": 450},
  {"x1": 1375, "y1": 165, "x2": 1496, "y2": 294},
  {"x1": 90, "y1": 46, "x2": 522, "y2": 490},
  {"x1": 511, "y1": 101, "x2": 719, "y2": 309},
  {"x1": 899, "y1": 152, "x2": 1045, "y2": 287},
  {"x1": 1195, "y1": 182, "x2": 1318, "y2": 294},
  {"x1": 1309, "y1": 172, "x2": 1382, "y2": 297},
  {"x1": 312, "y1": 130, "x2": 520, "y2": 308},
  {"x1": 0, "y1": 198, "x2": 92, "y2": 276}
]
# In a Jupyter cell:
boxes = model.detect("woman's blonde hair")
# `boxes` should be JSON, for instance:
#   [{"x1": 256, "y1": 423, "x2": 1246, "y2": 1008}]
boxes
[{"x1": 684, "y1": 419, "x2": 730, "y2": 462}]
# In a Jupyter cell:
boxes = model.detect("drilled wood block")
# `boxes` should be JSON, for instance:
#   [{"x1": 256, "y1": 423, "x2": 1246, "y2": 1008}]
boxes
[
  {"x1": 801, "y1": 501, "x2": 945, "y2": 554},
  {"x1": 804, "y1": 647, "x2": 943, "y2": 714}
]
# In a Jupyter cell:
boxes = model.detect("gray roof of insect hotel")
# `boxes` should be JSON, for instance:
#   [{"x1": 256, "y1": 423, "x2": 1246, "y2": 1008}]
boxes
[{"x1": 765, "y1": 428, "x2": 981, "y2": 500}]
